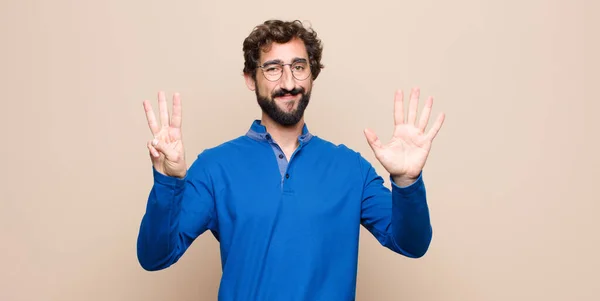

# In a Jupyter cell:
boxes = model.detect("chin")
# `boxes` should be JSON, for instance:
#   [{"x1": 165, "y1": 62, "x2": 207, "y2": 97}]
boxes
[{"x1": 278, "y1": 103, "x2": 298, "y2": 112}]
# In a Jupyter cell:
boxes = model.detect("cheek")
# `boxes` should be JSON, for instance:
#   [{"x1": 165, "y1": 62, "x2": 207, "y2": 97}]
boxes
[
  {"x1": 301, "y1": 82, "x2": 312, "y2": 93},
  {"x1": 257, "y1": 81, "x2": 276, "y2": 97}
]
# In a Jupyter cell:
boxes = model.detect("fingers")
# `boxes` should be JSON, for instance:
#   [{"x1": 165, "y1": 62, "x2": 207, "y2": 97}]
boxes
[
  {"x1": 363, "y1": 128, "x2": 382, "y2": 151},
  {"x1": 407, "y1": 87, "x2": 420, "y2": 125},
  {"x1": 158, "y1": 91, "x2": 170, "y2": 128},
  {"x1": 426, "y1": 112, "x2": 445, "y2": 141},
  {"x1": 143, "y1": 100, "x2": 160, "y2": 135},
  {"x1": 146, "y1": 91, "x2": 183, "y2": 163},
  {"x1": 418, "y1": 96, "x2": 433, "y2": 133},
  {"x1": 147, "y1": 140, "x2": 160, "y2": 160},
  {"x1": 171, "y1": 93, "x2": 182, "y2": 129},
  {"x1": 393, "y1": 90, "x2": 404, "y2": 125},
  {"x1": 151, "y1": 138, "x2": 179, "y2": 161}
]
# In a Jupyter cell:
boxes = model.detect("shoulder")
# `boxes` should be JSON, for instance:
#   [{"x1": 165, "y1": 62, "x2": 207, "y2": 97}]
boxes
[
  {"x1": 190, "y1": 135, "x2": 254, "y2": 168},
  {"x1": 310, "y1": 135, "x2": 376, "y2": 175},
  {"x1": 198, "y1": 135, "x2": 254, "y2": 156},
  {"x1": 308, "y1": 135, "x2": 365, "y2": 162}
]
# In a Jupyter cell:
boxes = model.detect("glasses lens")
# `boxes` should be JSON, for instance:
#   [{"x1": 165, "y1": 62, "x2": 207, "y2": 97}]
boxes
[
  {"x1": 262, "y1": 64, "x2": 282, "y2": 81},
  {"x1": 292, "y1": 62, "x2": 310, "y2": 80}
]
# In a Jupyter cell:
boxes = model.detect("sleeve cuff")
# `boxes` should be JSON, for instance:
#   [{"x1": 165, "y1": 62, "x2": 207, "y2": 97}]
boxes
[
  {"x1": 152, "y1": 166, "x2": 186, "y2": 189},
  {"x1": 390, "y1": 172, "x2": 424, "y2": 195}
]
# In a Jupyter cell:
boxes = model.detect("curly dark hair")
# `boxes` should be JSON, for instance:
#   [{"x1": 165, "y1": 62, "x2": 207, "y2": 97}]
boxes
[{"x1": 242, "y1": 19, "x2": 324, "y2": 81}]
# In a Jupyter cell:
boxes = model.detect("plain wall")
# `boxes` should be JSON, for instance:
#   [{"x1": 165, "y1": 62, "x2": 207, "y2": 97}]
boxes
[{"x1": 1, "y1": 0, "x2": 598, "y2": 300}]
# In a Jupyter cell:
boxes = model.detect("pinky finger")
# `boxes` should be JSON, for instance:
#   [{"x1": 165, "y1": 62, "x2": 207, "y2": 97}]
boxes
[
  {"x1": 147, "y1": 141, "x2": 160, "y2": 158},
  {"x1": 426, "y1": 112, "x2": 446, "y2": 141}
]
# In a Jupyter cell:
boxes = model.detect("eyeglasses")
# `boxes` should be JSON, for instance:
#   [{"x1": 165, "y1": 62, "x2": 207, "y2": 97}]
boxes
[{"x1": 258, "y1": 60, "x2": 311, "y2": 82}]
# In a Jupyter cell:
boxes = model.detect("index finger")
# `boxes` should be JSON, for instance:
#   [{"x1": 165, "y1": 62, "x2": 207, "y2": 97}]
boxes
[
  {"x1": 426, "y1": 112, "x2": 445, "y2": 141},
  {"x1": 143, "y1": 100, "x2": 159, "y2": 135}
]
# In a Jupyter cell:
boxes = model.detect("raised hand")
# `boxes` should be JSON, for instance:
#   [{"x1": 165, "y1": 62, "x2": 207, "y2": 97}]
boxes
[
  {"x1": 364, "y1": 88, "x2": 445, "y2": 186},
  {"x1": 143, "y1": 91, "x2": 187, "y2": 179}
]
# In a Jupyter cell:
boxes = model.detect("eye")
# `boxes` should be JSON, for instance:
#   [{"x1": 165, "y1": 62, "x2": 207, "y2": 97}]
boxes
[
  {"x1": 263, "y1": 64, "x2": 282, "y2": 73},
  {"x1": 293, "y1": 61, "x2": 308, "y2": 70}
]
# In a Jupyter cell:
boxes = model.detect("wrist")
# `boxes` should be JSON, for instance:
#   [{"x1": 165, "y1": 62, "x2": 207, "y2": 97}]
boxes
[{"x1": 392, "y1": 174, "x2": 418, "y2": 187}]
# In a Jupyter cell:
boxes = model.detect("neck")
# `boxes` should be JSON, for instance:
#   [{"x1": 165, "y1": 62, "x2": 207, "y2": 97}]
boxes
[{"x1": 260, "y1": 114, "x2": 304, "y2": 151}]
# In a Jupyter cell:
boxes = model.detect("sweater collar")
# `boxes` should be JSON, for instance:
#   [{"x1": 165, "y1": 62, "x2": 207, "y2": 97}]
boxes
[{"x1": 246, "y1": 120, "x2": 313, "y2": 144}]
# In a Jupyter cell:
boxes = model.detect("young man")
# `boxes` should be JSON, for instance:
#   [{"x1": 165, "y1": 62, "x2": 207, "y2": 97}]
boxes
[{"x1": 137, "y1": 19, "x2": 445, "y2": 300}]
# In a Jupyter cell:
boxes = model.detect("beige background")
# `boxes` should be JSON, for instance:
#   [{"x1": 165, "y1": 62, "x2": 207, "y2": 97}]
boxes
[{"x1": 1, "y1": 0, "x2": 598, "y2": 300}]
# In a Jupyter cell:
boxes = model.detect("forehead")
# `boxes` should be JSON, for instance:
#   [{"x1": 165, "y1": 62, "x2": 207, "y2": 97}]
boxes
[{"x1": 260, "y1": 38, "x2": 309, "y2": 63}]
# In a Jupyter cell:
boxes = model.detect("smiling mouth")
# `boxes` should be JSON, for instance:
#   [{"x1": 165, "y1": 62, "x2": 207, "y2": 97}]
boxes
[{"x1": 275, "y1": 94, "x2": 299, "y2": 101}]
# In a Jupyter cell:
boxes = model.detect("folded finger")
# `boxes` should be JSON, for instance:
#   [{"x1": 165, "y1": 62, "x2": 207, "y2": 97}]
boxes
[{"x1": 147, "y1": 140, "x2": 160, "y2": 159}]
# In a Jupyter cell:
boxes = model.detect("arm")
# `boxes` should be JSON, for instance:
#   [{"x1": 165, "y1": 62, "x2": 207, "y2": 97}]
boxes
[
  {"x1": 137, "y1": 92, "x2": 217, "y2": 270},
  {"x1": 359, "y1": 156, "x2": 432, "y2": 258},
  {"x1": 362, "y1": 87, "x2": 444, "y2": 258},
  {"x1": 137, "y1": 154, "x2": 217, "y2": 271}
]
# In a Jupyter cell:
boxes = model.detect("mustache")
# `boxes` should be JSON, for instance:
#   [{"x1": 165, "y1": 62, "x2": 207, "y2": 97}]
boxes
[{"x1": 272, "y1": 87, "x2": 305, "y2": 98}]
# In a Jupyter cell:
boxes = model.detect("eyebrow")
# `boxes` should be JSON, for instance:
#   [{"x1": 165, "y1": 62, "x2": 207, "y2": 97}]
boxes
[
  {"x1": 262, "y1": 57, "x2": 308, "y2": 66},
  {"x1": 292, "y1": 57, "x2": 308, "y2": 64}
]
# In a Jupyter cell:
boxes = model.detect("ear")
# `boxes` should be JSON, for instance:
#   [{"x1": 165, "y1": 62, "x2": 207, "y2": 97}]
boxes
[{"x1": 244, "y1": 73, "x2": 256, "y2": 91}]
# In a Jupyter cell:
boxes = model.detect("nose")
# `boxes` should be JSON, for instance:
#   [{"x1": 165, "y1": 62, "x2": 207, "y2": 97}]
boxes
[{"x1": 279, "y1": 65, "x2": 295, "y2": 91}]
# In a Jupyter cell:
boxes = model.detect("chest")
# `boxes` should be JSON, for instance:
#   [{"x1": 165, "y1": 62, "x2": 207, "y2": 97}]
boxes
[{"x1": 213, "y1": 153, "x2": 364, "y2": 229}]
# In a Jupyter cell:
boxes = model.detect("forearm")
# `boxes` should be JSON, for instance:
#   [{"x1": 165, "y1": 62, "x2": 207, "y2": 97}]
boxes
[
  {"x1": 390, "y1": 173, "x2": 432, "y2": 258},
  {"x1": 137, "y1": 168, "x2": 186, "y2": 271}
]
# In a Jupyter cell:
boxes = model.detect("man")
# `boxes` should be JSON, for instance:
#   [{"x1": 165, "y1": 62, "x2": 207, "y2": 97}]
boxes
[{"x1": 137, "y1": 19, "x2": 445, "y2": 300}]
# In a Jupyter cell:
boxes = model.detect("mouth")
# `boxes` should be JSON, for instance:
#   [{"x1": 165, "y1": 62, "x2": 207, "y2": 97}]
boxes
[{"x1": 274, "y1": 93, "x2": 300, "y2": 101}]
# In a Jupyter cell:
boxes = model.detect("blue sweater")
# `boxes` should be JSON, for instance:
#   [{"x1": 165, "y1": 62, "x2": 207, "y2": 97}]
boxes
[{"x1": 137, "y1": 120, "x2": 433, "y2": 300}]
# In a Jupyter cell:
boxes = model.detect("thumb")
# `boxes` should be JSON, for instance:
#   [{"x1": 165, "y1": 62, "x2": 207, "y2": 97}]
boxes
[
  {"x1": 363, "y1": 128, "x2": 382, "y2": 152},
  {"x1": 152, "y1": 138, "x2": 178, "y2": 161}
]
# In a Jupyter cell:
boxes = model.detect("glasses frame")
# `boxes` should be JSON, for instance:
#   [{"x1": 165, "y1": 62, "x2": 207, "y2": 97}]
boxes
[{"x1": 257, "y1": 61, "x2": 312, "y2": 82}]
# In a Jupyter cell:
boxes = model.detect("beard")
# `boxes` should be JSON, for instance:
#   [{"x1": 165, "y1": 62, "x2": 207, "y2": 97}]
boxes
[{"x1": 256, "y1": 86, "x2": 310, "y2": 127}]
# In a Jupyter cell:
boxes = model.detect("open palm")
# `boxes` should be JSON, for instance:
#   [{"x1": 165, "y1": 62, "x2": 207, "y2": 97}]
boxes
[
  {"x1": 364, "y1": 88, "x2": 445, "y2": 184},
  {"x1": 143, "y1": 91, "x2": 187, "y2": 179}
]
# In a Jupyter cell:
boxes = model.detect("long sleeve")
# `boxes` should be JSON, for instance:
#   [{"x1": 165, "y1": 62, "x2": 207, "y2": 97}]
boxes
[
  {"x1": 136, "y1": 153, "x2": 218, "y2": 271},
  {"x1": 359, "y1": 155, "x2": 432, "y2": 258}
]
